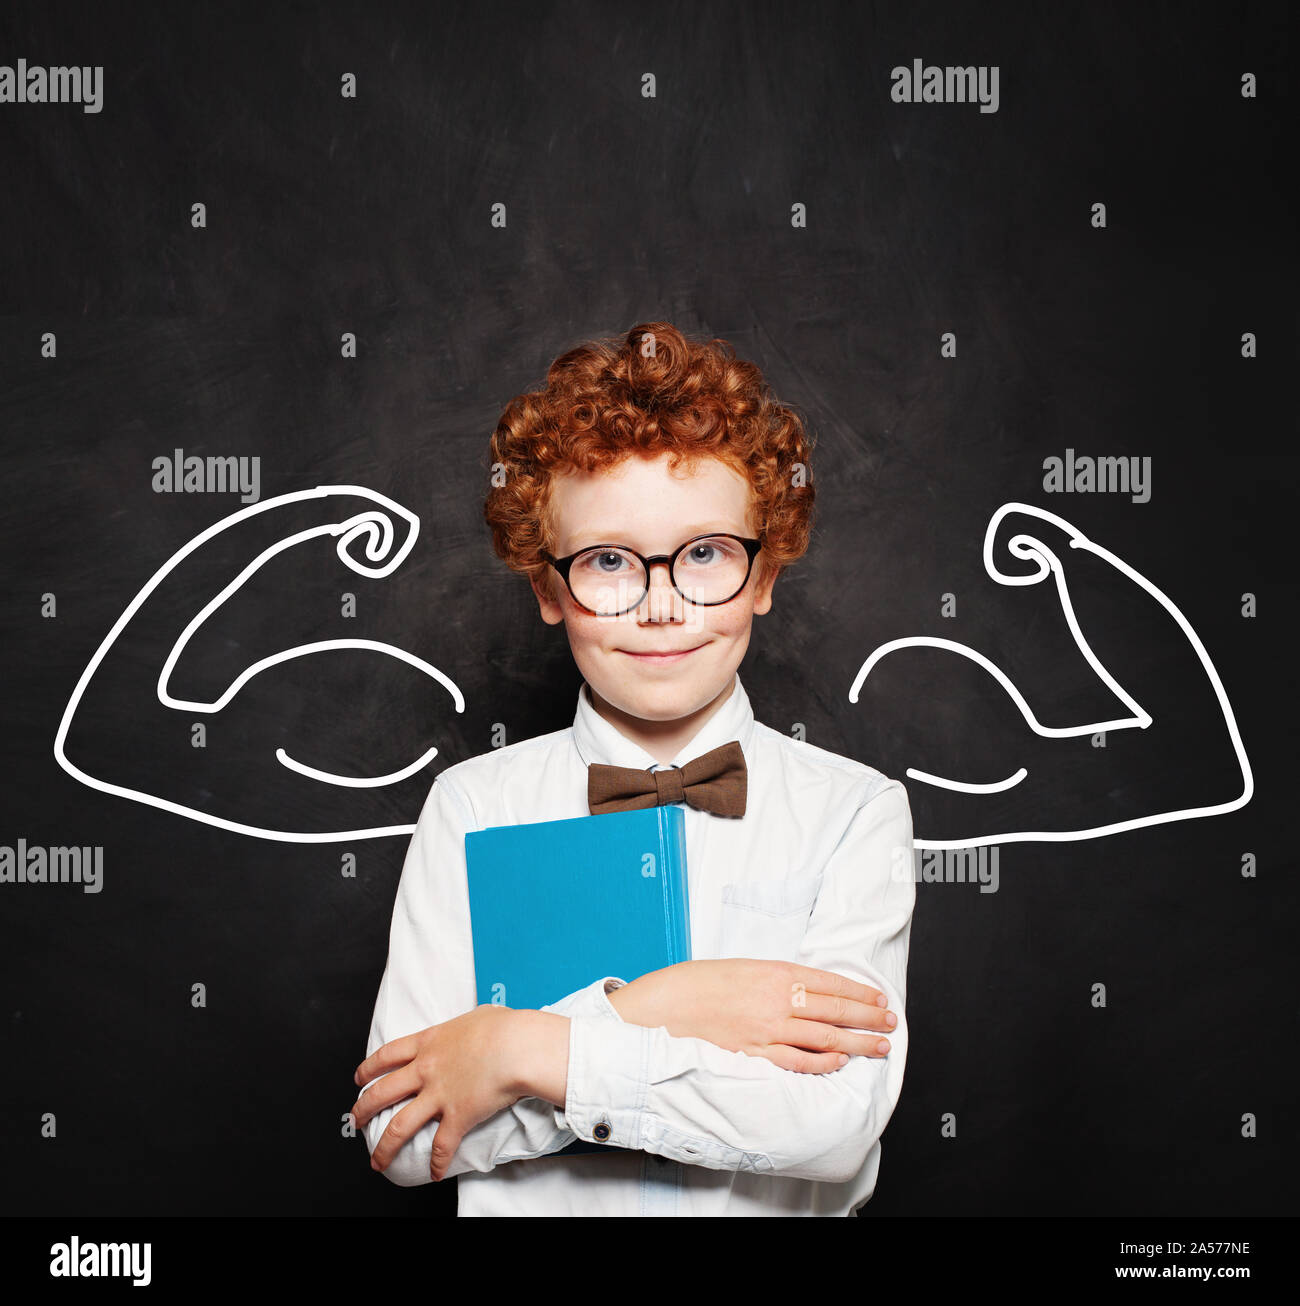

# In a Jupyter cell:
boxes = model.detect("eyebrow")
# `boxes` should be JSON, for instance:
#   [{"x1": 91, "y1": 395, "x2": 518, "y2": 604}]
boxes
[{"x1": 566, "y1": 524, "x2": 745, "y2": 552}]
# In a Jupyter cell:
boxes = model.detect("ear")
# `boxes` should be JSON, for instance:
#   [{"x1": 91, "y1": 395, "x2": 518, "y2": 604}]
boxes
[
  {"x1": 530, "y1": 572, "x2": 566, "y2": 626},
  {"x1": 752, "y1": 558, "x2": 780, "y2": 615}
]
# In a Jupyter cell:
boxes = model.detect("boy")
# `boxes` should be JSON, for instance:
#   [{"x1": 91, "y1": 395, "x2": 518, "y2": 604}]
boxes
[{"x1": 349, "y1": 322, "x2": 915, "y2": 1216}]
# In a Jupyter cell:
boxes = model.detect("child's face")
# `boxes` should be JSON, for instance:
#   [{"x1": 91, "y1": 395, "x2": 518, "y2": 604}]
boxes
[{"x1": 531, "y1": 451, "x2": 777, "y2": 731}]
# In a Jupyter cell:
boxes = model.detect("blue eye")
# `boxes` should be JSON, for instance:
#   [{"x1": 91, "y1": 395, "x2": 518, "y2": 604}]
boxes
[
  {"x1": 680, "y1": 537, "x2": 741, "y2": 569},
  {"x1": 575, "y1": 548, "x2": 634, "y2": 576}
]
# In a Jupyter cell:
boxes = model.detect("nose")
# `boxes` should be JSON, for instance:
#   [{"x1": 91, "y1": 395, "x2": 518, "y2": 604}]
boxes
[{"x1": 640, "y1": 560, "x2": 684, "y2": 622}]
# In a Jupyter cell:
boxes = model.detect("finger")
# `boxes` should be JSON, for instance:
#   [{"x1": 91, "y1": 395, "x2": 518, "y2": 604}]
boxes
[
  {"x1": 429, "y1": 1116, "x2": 463, "y2": 1183},
  {"x1": 370, "y1": 1095, "x2": 441, "y2": 1174},
  {"x1": 775, "y1": 1016, "x2": 892, "y2": 1059},
  {"x1": 787, "y1": 963, "x2": 890, "y2": 1011},
  {"x1": 786, "y1": 987, "x2": 898, "y2": 1034},
  {"x1": 350, "y1": 1065, "x2": 421, "y2": 1129},
  {"x1": 354, "y1": 1034, "x2": 419, "y2": 1087},
  {"x1": 755, "y1": 1044, "x2": 847, "y2": 1074}
]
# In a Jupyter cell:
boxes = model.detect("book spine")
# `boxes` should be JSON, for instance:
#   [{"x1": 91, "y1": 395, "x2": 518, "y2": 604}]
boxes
[
  {"x1": 662, "y1": 806, "x2": 691, "y2": 962},
  {"x1": 657, "y1": 808, "x2": 675, "y2": 960}
]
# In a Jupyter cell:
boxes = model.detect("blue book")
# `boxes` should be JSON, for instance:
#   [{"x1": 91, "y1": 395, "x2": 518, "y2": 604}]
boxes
[
  {"x1": 464, "y1": 805, "x2": 691, "y2": 1157},
  {"x1": 464, "y1": 805, "x2": 690, "y2": 1009}
]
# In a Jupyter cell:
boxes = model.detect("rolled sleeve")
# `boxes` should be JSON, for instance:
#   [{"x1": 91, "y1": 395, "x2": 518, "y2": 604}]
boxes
[{"x1": 559, "y1": 779, "x2": 915, "y2": 1185}]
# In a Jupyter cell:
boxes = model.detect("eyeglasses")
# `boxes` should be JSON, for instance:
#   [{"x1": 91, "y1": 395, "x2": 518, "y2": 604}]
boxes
[{"x1": 541, "y1": 533, "x2": 763, "y2": 616}]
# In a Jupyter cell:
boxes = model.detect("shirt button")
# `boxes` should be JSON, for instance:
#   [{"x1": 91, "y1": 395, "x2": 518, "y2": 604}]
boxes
[{"x1": 592, "y1": 1121, "x2": 612, "y2": 1142}]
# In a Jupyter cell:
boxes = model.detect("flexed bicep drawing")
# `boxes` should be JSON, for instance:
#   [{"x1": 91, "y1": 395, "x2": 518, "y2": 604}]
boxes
[
  {"x1": 849, "y1": 502, "x2": 1253, "y2": 849},
  {"x1": 55, "y1": 489, "x2": 1250, "y2": 848},
  {"x1": 54, "y1": 486, "x2": 463, "y2": 843}
]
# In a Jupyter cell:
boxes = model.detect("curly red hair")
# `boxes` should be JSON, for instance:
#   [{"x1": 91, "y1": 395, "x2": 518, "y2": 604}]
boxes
[{"x1": 483, "y1": 322, "x2": 816, "y2": 602}]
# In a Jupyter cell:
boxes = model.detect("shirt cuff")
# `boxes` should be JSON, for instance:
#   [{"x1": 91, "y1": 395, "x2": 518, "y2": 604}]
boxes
[
  {"x1": 563, "y1": 1014, "x2": 654, "y2": 1150},
  {"x1": 538, "y1": 976, "x2": 627, "y2": 1132},
  {"x1": 538, "y1": 975, "x2": 628, "y2": 1021},
  {"x1": 562, "y1": 1016, "x2": 777, "y2": 1171}
]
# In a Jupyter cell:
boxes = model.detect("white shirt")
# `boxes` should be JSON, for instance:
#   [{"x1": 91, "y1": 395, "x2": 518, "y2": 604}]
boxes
[{"x1": 360, "y1": 673, "x2": 915, "y2": 1215}]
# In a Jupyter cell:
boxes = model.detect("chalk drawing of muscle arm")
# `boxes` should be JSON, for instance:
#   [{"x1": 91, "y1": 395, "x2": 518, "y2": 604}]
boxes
[
  {"x1": 54, "y1": 485, "x2": 463, "y2": 843},
  {"x1": 849, "y1": 502, "x2": 1253, "y2": 849}
]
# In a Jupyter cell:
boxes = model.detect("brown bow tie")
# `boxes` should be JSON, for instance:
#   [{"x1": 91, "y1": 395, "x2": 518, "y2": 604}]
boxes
[{"x1": 588, "y1": 740, "x2": 747, "y2": 818}]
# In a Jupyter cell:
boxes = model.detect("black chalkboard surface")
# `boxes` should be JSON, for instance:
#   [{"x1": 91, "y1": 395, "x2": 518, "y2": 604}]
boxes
[{"x1": 0, "y1": 0, "x2": 1292, "y2": 1246}]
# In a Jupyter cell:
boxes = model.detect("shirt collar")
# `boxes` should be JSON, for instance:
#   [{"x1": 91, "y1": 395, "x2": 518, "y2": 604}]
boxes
[{"x1": 572, "y1": 673, "x2": 755, "y2": 771}]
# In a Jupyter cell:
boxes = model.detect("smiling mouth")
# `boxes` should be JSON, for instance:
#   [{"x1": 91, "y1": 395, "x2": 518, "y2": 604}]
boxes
[{"x1": 619, "y1": 643, "x2": 706, "y2": 661}]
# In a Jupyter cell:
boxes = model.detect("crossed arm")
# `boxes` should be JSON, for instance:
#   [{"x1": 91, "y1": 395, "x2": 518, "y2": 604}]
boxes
[{"x1": 349, "y1": 776, "x2": 914, "y2": 1186}]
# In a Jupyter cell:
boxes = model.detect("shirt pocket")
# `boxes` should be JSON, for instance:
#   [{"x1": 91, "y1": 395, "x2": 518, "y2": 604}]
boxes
[{"x1": 717, "y1": 873, "x2": 823, "y2": 962}]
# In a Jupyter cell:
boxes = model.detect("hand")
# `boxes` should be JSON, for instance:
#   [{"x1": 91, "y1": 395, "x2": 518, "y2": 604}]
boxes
[
  {"x1": 349, "y1": 1004, "x2": 522, "y2": 1182},
  {"x1": 607, "y1": 959, "x2": 897, "y2": 1073}
]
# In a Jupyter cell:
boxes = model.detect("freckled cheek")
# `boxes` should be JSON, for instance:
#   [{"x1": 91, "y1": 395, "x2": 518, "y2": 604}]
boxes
[
  {"x1": 568, "y1": 610, "x2": 635, "y2": 651},
  {"x1": 718, "y1": 594, "x2": 757, "y2": 632}
]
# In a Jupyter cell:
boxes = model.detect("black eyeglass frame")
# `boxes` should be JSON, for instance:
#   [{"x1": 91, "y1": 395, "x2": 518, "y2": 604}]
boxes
[{"x1": 540, "y1": 533, "x2": 764, "y2": 616}]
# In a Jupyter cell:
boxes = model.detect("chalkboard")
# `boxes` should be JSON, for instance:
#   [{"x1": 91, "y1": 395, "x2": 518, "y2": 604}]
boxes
[{"x1": 0, "y1": 0, "x2": 1291, "y2": 1256}]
